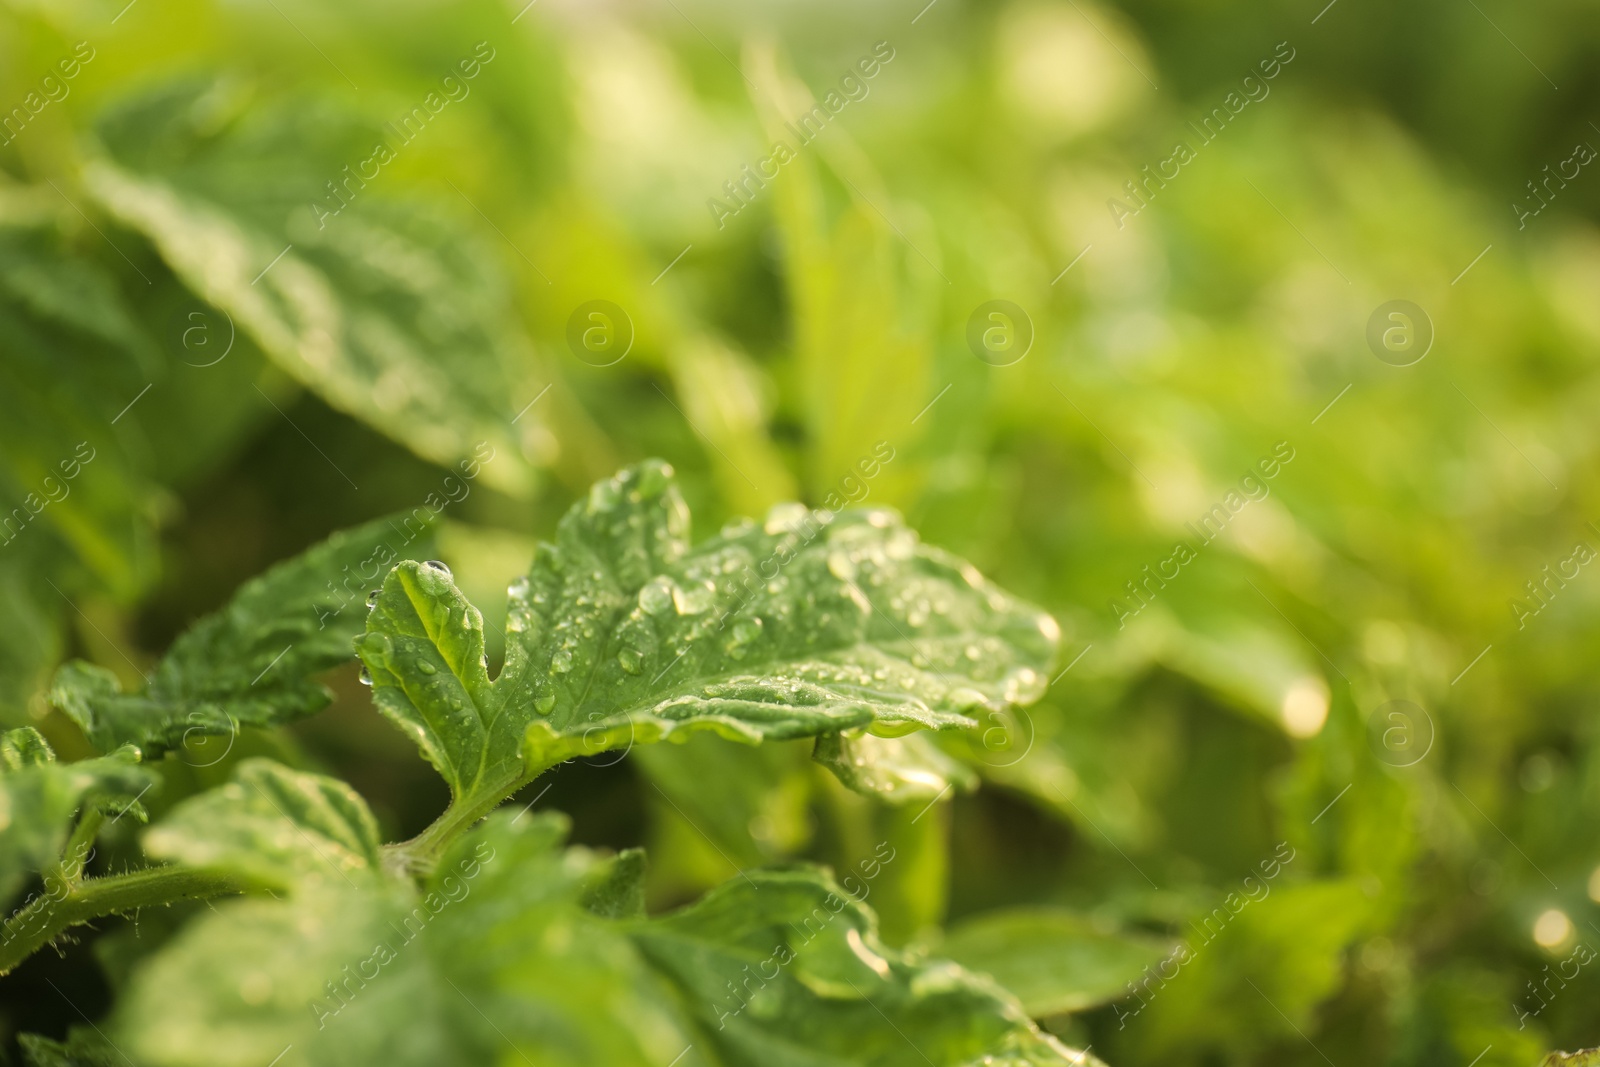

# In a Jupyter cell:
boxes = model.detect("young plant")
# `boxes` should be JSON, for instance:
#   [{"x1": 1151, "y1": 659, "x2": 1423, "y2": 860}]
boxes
[{"x1": 3, "y1": 461, "x2": 1087, "y2": 1067}]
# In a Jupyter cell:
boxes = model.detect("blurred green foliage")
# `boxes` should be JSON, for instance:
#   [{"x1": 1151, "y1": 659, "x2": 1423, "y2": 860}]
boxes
[{"x1": 2, "y1": 0, "x2": 1599, "y2": 1062}]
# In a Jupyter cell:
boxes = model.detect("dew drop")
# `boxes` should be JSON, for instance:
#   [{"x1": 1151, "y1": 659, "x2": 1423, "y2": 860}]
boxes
[
  {"x1": 358, "y1": 667, "x2": 373, "y2": 686},
  {"x1": 618, "y1": 647, "x2": 644, "y2": 674},
  {"x1": 416, "y1": 660, "x2": 438, "y2": 676},
  {"x1": 639, "y1": 577, "x2": 676, "y2": 617},
  {"x1": 535, "y1": 694, "x2": 556, "y2": 714},
  {"x1": 423, "y1": 560, "x2": 452, "y2": 578},
  {"x1": 672, "y1": 581, "x2": 714, "y2": 615},
  {"x1": 551, "y1": 648, "x2": 574, "y2": 673},
  {"x1": 366, "y1": 589, "x2": 381, "y2": 608}
]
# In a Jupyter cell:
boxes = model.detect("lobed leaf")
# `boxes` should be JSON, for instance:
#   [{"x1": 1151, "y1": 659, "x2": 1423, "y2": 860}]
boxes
[
  {"x1": 115, "y1": 810, "x2": 1098, "y2": 1067},
  {"x1": 628, "y1": 865, "x2": 1102, "y2": 1066},
  {"x1": 115, "y1": 813, "x2": 699, "y2": 1067},
  {"x1": 357, "y1": 460, "x2": 1059, "y2": 809},
  {"x1": 143, "y1": 759, "x2": 382, "y2": 891},
  {"x1": 51, "y1": 514, "x2": 435, "y2": 755}
]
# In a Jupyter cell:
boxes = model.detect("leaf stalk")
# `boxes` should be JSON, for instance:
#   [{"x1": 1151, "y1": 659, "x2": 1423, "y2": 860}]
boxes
[{"x1": 0, "y1": 865, "x2": 243, "y2": 977}]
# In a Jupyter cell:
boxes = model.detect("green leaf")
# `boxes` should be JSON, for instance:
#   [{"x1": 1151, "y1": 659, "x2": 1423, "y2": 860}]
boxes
[
  {"x1": 747, "y1": 53, "x2": 935, "y2": 504},
  {"x1": 579, "y1": 847, "x2": 648, "y2": 920},
  {"x1": 1, "y1": 725, "x2": 53, "y2": 770},
  {"x1": 83, "y1": 78, "x2": 545, "y2": 496},
  {"x1": 939, "y1": 906, "x2": 1175, "y2": 1017},
  {"x1": 117, "y1": 879, "x2": 426, "y2": 1067},
  {"x1": 0, "y1": 731, "x2": 154, "y2": 906},
  {"x1": 143, "y1": 759, "x2": 382, "y2": 891},
  {"x1": 628, "y1": 865, "x2": 1097, "y2": 1066},
  {"x1": 115, "y1": 812, "x2": 1096, "y2": 1067},
  {"x1": 1126, "y1": 879, "x2": 1373, "y2": 1060},
  {"x1": 357, "y1": 460, "x2": 1059, "y2": 815},
  {"x1": 663, "y1": 335, "x2": 798, "y2": 516},
  {"x1": 115, "y1": 813, "x2": 700, "y2": 1067},
  {"x1": 18, "y1": 1029, "x2": 124, "y2": 1067},
  {"x1": 1543, "y1": 1050, "x2": 1600, "y2": 1066},
  {"x1": 51, "y1": 514, "x2": 435, "y2": 755},
  {"x1": 0, "y1": 221, "x2": 163, "y2": 727},
  {"x1": 0, "y1": 223, "x2": 154, "y2": 601},
  {"x1": 814, "y1": 730, "x2": 979, "y2": 805},
  {"x1": 0, "y1": 551, "x2": 67, "y2": 730}
]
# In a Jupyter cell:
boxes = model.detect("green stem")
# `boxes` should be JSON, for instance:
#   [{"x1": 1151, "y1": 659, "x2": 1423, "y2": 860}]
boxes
[
  {"x1": 382, "y1": 752, "x2": 571, "y2": 877},
  {"x1": 0, "y1": 865, "x2": 243, "y2": 977},
  {"x1": 382, "y1": 770, "x2": 528, "y2": 877},
  {"x1": 52, "y1": 807, "x2": 106, "y2": 887}
]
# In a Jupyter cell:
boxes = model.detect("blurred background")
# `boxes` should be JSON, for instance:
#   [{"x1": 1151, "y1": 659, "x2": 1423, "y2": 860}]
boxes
[{"x1": 2, "y1": 0, "x2": 1599, "y2": 1062}]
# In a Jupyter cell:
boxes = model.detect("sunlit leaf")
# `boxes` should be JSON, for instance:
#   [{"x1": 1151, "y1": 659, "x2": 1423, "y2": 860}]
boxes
[
  {"x1": 356, "y1": 461, "x2": 1058, "y2": 813},
  {"x1": 144, "y1": 760, "x2": 383, "y2": 890},
  {"x1": 83, "y1": 79, "x2": 548, "y2": 495}
]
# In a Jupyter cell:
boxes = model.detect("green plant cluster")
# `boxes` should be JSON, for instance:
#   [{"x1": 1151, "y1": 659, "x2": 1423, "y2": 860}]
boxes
[{"x1": 2, "y1": 0, "x2": 1599, "y2": 1064}]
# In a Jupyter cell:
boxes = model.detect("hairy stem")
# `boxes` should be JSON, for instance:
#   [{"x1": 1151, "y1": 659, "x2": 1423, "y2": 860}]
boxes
[
  {"x1": 381, "y1": 771, "x2": 528, "y2": 877},
  {"x1": 382, "y1": 752, "x2": 573, "y2": 877},
  {"x1": 0, "y1": 866, "x2": 243, "y2": 977},
  {"x1": 52, "y1": 807, "x2": 106, "y2": 888}
]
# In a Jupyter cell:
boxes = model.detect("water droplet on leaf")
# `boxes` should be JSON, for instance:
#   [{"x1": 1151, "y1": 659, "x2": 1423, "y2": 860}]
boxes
[
  {"x1": 733, "y1": 617, "x2": 763, "y2": 644},
  {"x1": 639, "y1": 577, "x2": 676, "y2": 616},
  {"x1": 673, "y1": 581, "x2": 714, "y2": 615}
]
